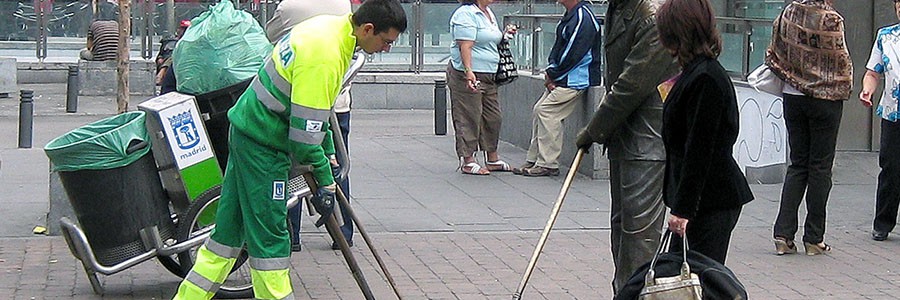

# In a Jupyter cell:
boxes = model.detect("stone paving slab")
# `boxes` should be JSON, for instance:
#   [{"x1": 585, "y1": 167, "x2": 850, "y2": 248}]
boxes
[
  {"x1": 4, "y1": 227, "x2": 900, "y2": 299},
  {"x1": 0, "y1": 89, "x2": 897, "y2": 299}
]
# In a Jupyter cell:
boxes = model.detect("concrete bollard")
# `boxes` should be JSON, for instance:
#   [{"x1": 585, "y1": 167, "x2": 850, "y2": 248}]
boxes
[
  {"x1": 434, "y1": 79, "x2": 447, "y2": 136},
  {"x1": 18, "y1": 90, "x2": 34, "y2": 149},
  {"x1": 66, "y1": 66, "x2": 79, "y2": 113}
]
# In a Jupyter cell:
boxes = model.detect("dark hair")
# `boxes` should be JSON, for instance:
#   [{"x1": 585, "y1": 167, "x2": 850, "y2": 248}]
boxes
[
  {"x1": 352, "y1": 0, "x2": 408, "y2": 34},
  {"x1": 656, "y1": 0, "x2": 722, "y2": 66},
  {"x1": 96, "y1": 1, "x2": 118, "y2": 21},
  {"x1": 459, "y1": 0, "x2": 477, "y2": 4}
]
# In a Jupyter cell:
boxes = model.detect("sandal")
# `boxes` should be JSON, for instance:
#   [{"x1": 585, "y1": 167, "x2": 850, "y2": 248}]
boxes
[
  {"x1": 774, "y1": 238, "x2": 797, "y2": 255},
  {"x1": 460, "y1": 162, "x2": 490, "y2": 175},
  {"x1": 803, "y1": 242, "x2": 831, "y2": 256},
  {"x1": 485, "y1": 160, "x2": 513, "y2": 172}
]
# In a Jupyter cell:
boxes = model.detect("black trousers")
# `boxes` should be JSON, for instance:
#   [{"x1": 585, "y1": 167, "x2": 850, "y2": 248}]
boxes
[
  {"x1": 875, "y1": 119, "x2": 900, "y2": 233},
  {"x1": 669, "y1": 207, "x2": 742, "y2": 265},
  {"x1": 773, "y1": 94, "x2": 843, "y2": 244}
]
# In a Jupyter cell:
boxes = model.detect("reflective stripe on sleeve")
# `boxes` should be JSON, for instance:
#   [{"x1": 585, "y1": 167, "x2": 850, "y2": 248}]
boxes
[
  {"x1": 248, "y1": 257, "x2": 292, "y2": 271},
  {"x1": 252, "y1": 78, "x2": 287, "y2": 113},
  {"x1": 290, "y1": 103, "x2": 332, "y2": 121},
  {"x1": 289, "y1": 127, "x2": 326, "y2": 145},
  {"x1": 265, "y1": 60, "x2": 292, "y2": 96}
]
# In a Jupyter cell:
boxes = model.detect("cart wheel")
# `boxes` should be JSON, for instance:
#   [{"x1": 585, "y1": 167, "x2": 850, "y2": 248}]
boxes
[
  {"x1": 157, "y1": 255, "x2": 185, "y2": 277},
  {"x1": 175, "y1": 185, "x2": 253, "y2": 299}
]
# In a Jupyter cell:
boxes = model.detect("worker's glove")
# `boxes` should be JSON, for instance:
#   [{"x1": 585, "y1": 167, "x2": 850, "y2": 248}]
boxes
[
  {"x1": 331, "y1": 163, "x2": 343, "y2": 183},
  {"x1": 311, "y1": 185, "x2": 336, "y2": 227}
]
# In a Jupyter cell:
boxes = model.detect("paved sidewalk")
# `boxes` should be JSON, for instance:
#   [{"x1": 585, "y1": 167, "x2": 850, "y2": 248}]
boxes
[{"x1": 0, "y1": 84, "x2": 898, "y2": 299}]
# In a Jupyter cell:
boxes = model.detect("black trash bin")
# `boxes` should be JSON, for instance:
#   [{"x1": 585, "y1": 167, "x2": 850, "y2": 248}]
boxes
[
  {"x1": 193, "y1": 79, "x2": 251, "y2": 172},
  {"x1": 44, "y1": 112, "x2": 175, "y2": 266}
]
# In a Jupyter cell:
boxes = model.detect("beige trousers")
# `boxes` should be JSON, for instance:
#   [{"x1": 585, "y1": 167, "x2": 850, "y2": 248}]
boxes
[
  {"x1": 525, "y1": 87, "x2": 584, "y2": 169},
  {"x1": 446, "y1": 65, "x2": 501, "y2": 157}
]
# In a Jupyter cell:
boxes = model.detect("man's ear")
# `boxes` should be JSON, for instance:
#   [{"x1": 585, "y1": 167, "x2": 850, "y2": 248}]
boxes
[{"x1": 362, "y1": 23, "x2": 375, "y2": 36}]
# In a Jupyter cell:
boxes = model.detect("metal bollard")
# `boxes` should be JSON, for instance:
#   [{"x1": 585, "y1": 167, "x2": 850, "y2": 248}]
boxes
[
  {"x1": 18, "y1": 90, "x2": 34, "y2": 149},
  {"x1": 434, "y1": 79, "x2": 447, "y2": 136},
  {"x1": 66, "y1": 66, "x2": 79, "y2": 113}
]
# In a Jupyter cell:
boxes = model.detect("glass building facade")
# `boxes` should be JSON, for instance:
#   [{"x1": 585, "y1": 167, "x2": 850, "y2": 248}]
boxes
[{"x1": 0, "y1": 0, "x2": 784, "y2": 76}]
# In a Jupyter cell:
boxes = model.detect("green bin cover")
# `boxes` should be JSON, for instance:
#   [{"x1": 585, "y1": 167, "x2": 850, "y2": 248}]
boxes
[{"x1": 44, "y1": 111, "x2": 151, "y2": 172}]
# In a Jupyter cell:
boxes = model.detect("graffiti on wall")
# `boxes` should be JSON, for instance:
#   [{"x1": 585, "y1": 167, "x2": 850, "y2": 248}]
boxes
[{"x1": 733, "y1": 86, "x2": 787, "y2": 172}]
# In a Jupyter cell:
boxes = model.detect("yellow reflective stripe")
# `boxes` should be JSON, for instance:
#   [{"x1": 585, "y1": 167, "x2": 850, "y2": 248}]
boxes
[
  {"x1": 290, "y1": 103, "x2": 331, "y2": 122},
  {"x1": 250, "y1": 268, "x2": 293, "y2": 300},
  {"x1": 184, "y1": 269, "x2": 222, "y2": 292},
  {"x1": 265, "y1": 60, "x2": 291, "y2": 96},
  {"x1": 249, "y1": 257, "x2": 291, "y2": 271},
  {"x1": 252, "y1": 78, "x2": 287, "y2": 113},
  {"x1": 289, "y1": 127, "x2": 326, "y2": 145},
  {"x1": 205, "y1": 239, "x2": 242, "y2": 259}
]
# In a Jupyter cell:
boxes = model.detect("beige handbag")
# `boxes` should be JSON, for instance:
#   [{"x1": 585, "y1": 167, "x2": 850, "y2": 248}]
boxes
[
  {"x1": 747, "y1": 63, "x2": 784, "y2": 96},
  {"x1": 639, "y1": 231, "x2": 703, "y2": 300}
]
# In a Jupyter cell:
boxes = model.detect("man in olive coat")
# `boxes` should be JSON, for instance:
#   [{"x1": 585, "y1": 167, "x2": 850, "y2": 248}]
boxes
[{"x1": 575, "y1": 0, "x2": 678, "y2": 293}]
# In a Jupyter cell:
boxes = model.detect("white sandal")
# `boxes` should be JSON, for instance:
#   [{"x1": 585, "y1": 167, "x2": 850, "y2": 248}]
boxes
[
  {"x1": 485, "y1": 160, "x2": 512, "y2": 172},
  {"x1": 459, "y1": 162, "x2": 490, "y2": 175}
]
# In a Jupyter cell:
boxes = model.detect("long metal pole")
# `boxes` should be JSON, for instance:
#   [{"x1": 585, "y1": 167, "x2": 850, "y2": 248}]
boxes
[
  {"x1": 303, "y1": 173, "x2": 375, "y2": 300},
  {"x1": 335, "y1": 185, "x2": 404, "y2": 300},
  {"x1": 512, "y1": 149, "x2": 584, "y2": 300}
]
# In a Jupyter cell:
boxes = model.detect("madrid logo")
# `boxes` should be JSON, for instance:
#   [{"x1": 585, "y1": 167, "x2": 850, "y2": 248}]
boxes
[{"x1": 168, "y1": 111, "x2": 201, "y2": 150}]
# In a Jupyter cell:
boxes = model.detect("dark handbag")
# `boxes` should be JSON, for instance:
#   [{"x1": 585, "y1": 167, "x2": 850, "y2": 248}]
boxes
[
  {"x1": 495, "y1": 38, "x2": 518, "y2": 85},
  {"x1": 639, "y1": 231, "x2": 703, "y2": 300}
]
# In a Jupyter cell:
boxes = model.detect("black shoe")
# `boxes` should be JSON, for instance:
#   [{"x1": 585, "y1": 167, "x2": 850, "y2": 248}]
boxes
[
  {"x1": 291, "y1": 243, "x2": 302, "y2": 252},
  {"x1": 872, "y1": 230, "x2": 889, "y2": 241},
  {"x1": 331, "y1": 240, "x2": 353, "y2": 250}
]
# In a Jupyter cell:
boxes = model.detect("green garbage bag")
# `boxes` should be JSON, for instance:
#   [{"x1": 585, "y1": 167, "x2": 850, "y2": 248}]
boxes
[
  {"x1": 44, "y1": 111, "x2": 151, "y2": 172},
  {"x1": 174, "y1": 0, "x2": 273, "y2": 94}
]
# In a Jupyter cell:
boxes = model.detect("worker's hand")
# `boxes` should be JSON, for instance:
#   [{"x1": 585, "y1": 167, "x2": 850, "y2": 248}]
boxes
[
  {"x1": 331, "y1": 162, "x2": 343, "y2": 183},
  {"x1": 311, "y1": 184, "x2": 336, "y2": 227},
  {"x1": 575, "y1": 128, "x2": 594, "y2": 153}
]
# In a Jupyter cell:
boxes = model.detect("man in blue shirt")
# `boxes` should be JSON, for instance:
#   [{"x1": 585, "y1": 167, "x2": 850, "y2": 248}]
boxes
[{"x1": 514, "y1": 0, "x2": 601, "y2": 176}]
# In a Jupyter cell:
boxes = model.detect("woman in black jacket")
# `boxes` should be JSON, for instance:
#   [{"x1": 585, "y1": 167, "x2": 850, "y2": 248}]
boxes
[{"x1": 655, "y1": 0, "x2": 754, "y2": 264}]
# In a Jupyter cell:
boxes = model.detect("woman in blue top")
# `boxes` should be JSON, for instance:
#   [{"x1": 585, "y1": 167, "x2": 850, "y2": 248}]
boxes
[{"x1": 447, "y1": 0, "x2": 512, "y2": 175}]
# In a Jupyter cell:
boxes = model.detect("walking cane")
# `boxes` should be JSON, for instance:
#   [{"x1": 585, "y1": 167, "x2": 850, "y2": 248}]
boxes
[
  {"x1": 512, "y1": 148, "x2": 585, "y2": 300},
  {"x1": 335, "y1": 185, "x2": 404, "y2": 300},
  {"x1": 303, "y1": 173, "x2": 375, "y2": 300}
]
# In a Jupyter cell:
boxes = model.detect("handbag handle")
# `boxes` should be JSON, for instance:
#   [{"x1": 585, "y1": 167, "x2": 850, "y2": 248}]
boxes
[{"x1": 644, "y1": 230, "x2": 693, "y2": 287}]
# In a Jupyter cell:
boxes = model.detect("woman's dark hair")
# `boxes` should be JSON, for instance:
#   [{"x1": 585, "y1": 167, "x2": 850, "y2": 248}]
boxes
[
  {"x1": 459, "y1": 0, "x2": 477, "y2": 4},
  {"x1": 656, "y1": 0, "x2": 722, "y2": 66},
  {"x1": 352, "y1": 0, "x2": 408, "y2": 34}
]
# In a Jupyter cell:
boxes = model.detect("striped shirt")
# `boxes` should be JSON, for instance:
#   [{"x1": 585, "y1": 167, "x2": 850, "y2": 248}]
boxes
[{"x1": 88, "y1": 20, "x2": 119, "y2": 61}]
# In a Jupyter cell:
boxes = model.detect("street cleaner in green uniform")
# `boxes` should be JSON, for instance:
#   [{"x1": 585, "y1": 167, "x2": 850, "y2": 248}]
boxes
[{"x1": 173, "y1": 1, "x2": 407, "y2": 299}]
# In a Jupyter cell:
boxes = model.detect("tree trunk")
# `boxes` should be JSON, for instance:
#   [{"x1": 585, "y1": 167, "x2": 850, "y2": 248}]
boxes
[{"x1": 117, "y1": 0, "x2": 131, "y2": 114}]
